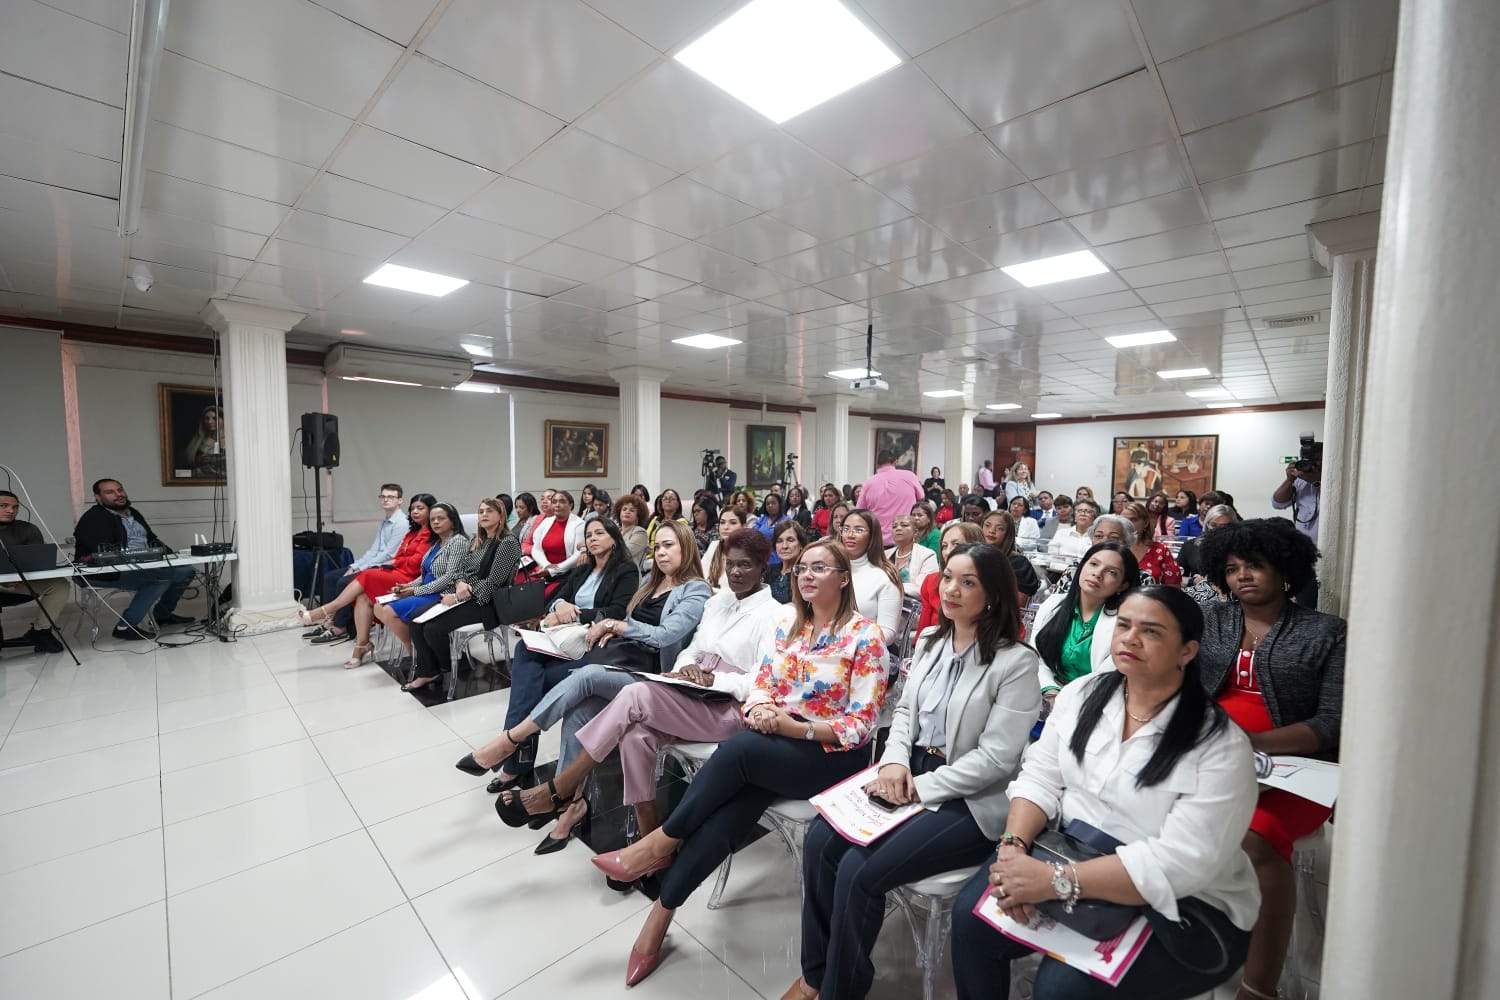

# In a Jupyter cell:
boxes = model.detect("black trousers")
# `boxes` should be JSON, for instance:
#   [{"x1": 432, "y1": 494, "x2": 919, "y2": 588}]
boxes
[
  {"x1": 949, "y1": 867, "x2": 1250, "y2": 1000},
  {"x1": 801, "y1": 797, "x2": 992, "y2": 998},
  {"x1": 321, "y1": 567, "x2": 356, "y2": 633},
  {"x1": 411, "y1": 600, "x2": 499, "y2": 680},
  {"x1": 657, "y1": 731, "x2": 866, "y2": 910}
]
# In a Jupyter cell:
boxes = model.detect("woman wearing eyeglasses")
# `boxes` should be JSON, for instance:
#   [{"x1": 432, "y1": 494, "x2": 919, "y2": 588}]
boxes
[
  {"x1": 592, "y1": 538, "x2": 888, "y2": 986},
  {"x1": 838, "y1": 508, "x2": 903, "y2": 643}
]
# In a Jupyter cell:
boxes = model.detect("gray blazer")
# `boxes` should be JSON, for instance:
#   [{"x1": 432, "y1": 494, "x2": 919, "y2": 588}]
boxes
[
  {"x1": 878, "y1": 628, "x2": 1043, "y2": 840},
  {"x1": 409, "y1": 534, "x2": 472, "y2": 596},
  {"x1": 619, "y1": 578, "x2": 713, "y2": 673}
]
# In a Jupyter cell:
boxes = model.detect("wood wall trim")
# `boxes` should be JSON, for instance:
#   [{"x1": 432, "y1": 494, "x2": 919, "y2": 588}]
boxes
[
  {"x1": 1039, "y1": 401, "x2": 1325, "y2": 425},
  {"x1": 1, "y1": 313, "x2": 325, "y2": 367}
]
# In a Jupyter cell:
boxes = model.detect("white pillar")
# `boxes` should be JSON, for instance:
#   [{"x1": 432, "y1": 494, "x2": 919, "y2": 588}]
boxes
[
  {"x1": 611, "y1": 366, "x2": 668, "y2": 494},
  {"x1": 1322, "y1": 0, "x2": 1500, "y2": 995},
  {"x1": 943, "y1": 408, "x2": 977, "y2": 496},
  {"x1": 1306, "y1": 213, "x2": 1379, "y2": 619},
  {"x1": 810, "y1": 392, "x2": 852, "y2": 489},
  {"x1": 201, "y1": 300, "x2": 305, "y2": 630}
]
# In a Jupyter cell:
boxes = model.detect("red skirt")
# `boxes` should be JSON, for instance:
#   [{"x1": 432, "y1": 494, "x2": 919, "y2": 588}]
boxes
[
  {"x1": 1219, "y1": 687, "x2": 1332, "y2": 862},
  {"x1": 355, "y1": 566, "x2": 408, "y2": 599}
]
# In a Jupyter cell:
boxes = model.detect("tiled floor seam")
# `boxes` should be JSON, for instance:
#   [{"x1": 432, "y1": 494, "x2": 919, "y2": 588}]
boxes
[
  {"x1": 490, "y1": 893, "x2": 657, "y2": 999},
  {"x1": 157, "y1": 671, "x2": 177, "y2": 1000},
  {"x1": 0, "y1": 774, "x2": 164, "y2": 877},
  {"x1": 0, "y1": 897, "x2": 166, "y2": 963},
  {"x1": 162, "y1": 762, "x2": 334, "y2": 827}
]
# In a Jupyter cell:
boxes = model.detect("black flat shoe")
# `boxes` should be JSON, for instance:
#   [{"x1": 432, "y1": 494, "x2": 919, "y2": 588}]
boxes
[
  {"x1": 495, "y1": 778, "x2": 565, "y2": 829},
  {"x1": 533, "y1": 799, "x2": 589, "y2": 855},
  {"x1": 486, "y1": 771, "x2": 528, "y2": 794},
  {"x1": 455, "y1": 752, "x2": 502, "y2": 776}
]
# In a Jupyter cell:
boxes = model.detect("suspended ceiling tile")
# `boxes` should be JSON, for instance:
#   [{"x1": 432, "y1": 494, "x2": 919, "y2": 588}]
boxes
[
  {"x1": 330, "y1": 125, "x2": 497, "y2": 210},
  {"x1": 698, "y1": 215, "x2": 818, "y2": 264},
  {"x1": 140, "y1": 171, "x2": 290, "y2": 235},
  {"x1": 144, "y1": 122, "x2": 314, "y2": 206},
  {"x1": 2, "y1": 0, "x2": 127, "y2": 108},
  {"x1": 1131, "y1": 0, "x2": 1311, "y2": 62},
  {"x1": 514, "y1": 241, "x2": 626, "y2": 283},
  {"x1": 1212, "y1": 191, "x2": 1360, "y2": 247},
  {"x1": 1135, "y1": 273, "x2": 1238, "y2": 305},
  {"x1": 1067, "y1": 188, "x2": 1206, "y2": 245},
  {"x1": 636, "y1": 242, "x2": 747, "y2": 285},
  {"x1": 988, "y1": 72, "x2": 1174, "y2": 180},
  {"x1": 0, "y1": 73, "x2": 123, "y2": 161},
  {"x1": 1033, "y1": 141, "x2": 1191, "y2": 217},
  {"x1": 297, "y1": 173, "x2": 447, "y2": 238},
  {"x1": 1116, "y1": 251, "x2": 1227, "y2": 288},
  {"x1": 689, "y1": 131, "x2": 853, "y2": 213},
  {"x1": 275, "y1": 209, "x2": 408, "y2": 258},
  {"x1": 557, "y1": 214, "x2": 687, "y2": 264},
  {"x1": 1202, "y1": 142, "x2": 1371, "y2": 220},
  {"x1": 133, "y1": 210, "x2": 268, "y2": 259},
  {"x1": 614, "y1": 176, "x2": 759, "y2": 239},
  {"x1": 457, "y1": 177, "x2": 602, "y2": 240},
  {"x1": 882, "y1": 245, "x2": 995, "y2": 287},
  {"x1": 313, "y1": 0, "x2": 442, "y2": 45},
  {"x1": 769, "y1": 180, "x2": 911, "y2": 242},
  {"x1": 919, "y1": 184, "x2": 1060, "y2": 244},
  {"x1": 420, "y1": 213, "x2": 551, "y2": 263},
  {"x1": 763, "y1": 244, "x2": 869, "y2": 285},
  {"x1": 579, "y1": 0, "x2": 738, "y2": 52},
  {"x1": 856, "y1": 0, "x2": 1026, "y2": 58},
  {"x1": 0, "y1": 135, "x2": 118, "y2": 199},
  {"x1": 1222, "y1": 234, "x2": 1313, "y2": 270},
  {"x1": 863, "y1": 132, "x2": 1027, "y2": 216},
  {"x1": 1093, "y1": 223, "x2": 1221, "y2": 269},
  {"x1": 509, "y1": 129, "x2": 676, "y2": 210}
]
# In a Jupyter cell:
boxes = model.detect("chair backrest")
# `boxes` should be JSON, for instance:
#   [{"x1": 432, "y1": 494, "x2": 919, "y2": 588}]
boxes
[
  {"x1": 890, "y1": 595, "x2": 922, "y2": 663},
  {"x1": 460, "y1": 512, "x2": 480, "y2": 536}
]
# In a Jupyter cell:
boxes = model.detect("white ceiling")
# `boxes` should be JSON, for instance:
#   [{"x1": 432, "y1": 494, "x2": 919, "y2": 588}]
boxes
[{"x1": 0, "y1": 0, "x2": 1393, "y2": 417}]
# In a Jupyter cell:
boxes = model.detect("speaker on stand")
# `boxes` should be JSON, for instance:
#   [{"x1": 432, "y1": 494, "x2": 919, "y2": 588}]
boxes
[{"x1": 300, "y1": 413, "x2": 340, "y2": 606}]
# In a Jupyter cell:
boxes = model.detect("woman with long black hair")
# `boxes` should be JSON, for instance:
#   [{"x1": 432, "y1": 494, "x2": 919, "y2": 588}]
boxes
[
  {"x1": 1030, "y1": 541, "x2": 1139, "y2": 707},
  {"x1": 950, "y1": 586, "x2": 1260, "y2": 1000}
]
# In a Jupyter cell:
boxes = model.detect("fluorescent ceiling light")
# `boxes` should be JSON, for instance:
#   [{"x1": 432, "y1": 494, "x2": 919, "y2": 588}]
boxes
[
  {"x1": 1157, "y1": 367, "x2": 1212, "y2": 379},
  {"x1": 673, "y1": 333, "x2": 743, "y2": 349},
  {"x1": 460, "y1": 342, "x2": 494, "y2": 358},
  {"x1": 1000, "y1": 250, "x2": 1108, "y2": 288},
  {"x1": 1186, "y1": 387, "x2": 1232, "y2": 399},
  {"x1": 338, "y1": 328, "x2": 368, "y2": 337},
  {"x1": 923, "y1": 389, "x2": 965, "y2": 398},
  {"x1": 363, "y1": 263, "x2": 468, "y2": 297},
  {"x1": 986, "y1": 402, "x2": 1022, "y2": 410},
  {"x1": 452, "y1": 381, "x2": 501, "y2": 393},
  {"x1": 1205, "y1": 401, "x2": 1245, "y2": 408},
  {"x1": 340, "y1": 375, "x2": 422, "y2": 387},
  {"x1": 675, "y1": 0, "x2": 901, "y2": 124},
  {"x1": 828, "y1": 367, "x2": 880, "y2": 380},
  {"x1": 1106, "y1": 329, "x2": 1176, "y2": 349},
  {"x1": 1031, "y1": 412, "x2": 1062, "y2": 419}
]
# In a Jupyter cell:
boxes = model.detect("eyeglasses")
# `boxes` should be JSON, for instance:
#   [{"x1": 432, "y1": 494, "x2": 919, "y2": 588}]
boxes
[
  {"x1": 378, "y1": 494, "x2": 401, "y2": 500},
  {"x1": 840, "y1": 523, "x2": 869, "y2": 535},
  {"x1": 794, "y1": 562, "x2": 837, "y2": 577}
]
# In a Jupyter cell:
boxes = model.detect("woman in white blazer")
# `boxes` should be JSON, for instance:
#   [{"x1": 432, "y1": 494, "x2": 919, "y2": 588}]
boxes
[
  {"x1": 786, "y1": 542, "x2": 1042, "y2": 1000},
  {"x1": 1029, "y1": 541, "x2": 1139, "y2": 708},
  {"x1": 885, "y1": 512, "x2": 939, "y2": 598}
]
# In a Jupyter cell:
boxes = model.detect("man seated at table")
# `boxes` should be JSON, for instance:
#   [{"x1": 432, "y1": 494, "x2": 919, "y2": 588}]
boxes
[
  {"x1": 306, "y1": 482, "x2": 408, "y2": 646},
  {"x1": 73, "y1": 478, "x2": 194, "y2": 641},
  {"x1": 0, "y1": 490, "x2": 65, "y2": 652}
]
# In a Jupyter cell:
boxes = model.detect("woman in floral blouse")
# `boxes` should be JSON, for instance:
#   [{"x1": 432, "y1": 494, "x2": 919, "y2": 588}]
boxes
[
  {"x1": 1122, "y1": 501, "x2": 1184, "y2": 587},
  {"x1": 592, "y1": 538, "x2": 889, "y2": 987}
]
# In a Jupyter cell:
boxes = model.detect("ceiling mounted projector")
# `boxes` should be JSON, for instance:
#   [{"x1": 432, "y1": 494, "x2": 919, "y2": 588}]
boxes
[{"x1": 850, "y1": 376, "x2": 889, "y2": 392}]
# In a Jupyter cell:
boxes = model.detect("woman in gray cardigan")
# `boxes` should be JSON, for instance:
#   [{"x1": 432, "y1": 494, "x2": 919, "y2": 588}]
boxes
[
  {"x1": 1196, "y1": 518, "x2": 1345, "y2": 1000},
  {"x1": 785, "y1": 543, "x2": 1041, "y2": 1000},
  {"x1": 370, "y1": 502, "x2": 469, "y2": 672}
]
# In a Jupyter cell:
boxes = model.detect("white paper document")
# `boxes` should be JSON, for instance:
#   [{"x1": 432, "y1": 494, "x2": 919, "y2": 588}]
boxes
[
  {"x1": 809, "y1": 765, "x2": 925, "y2": 846},
  {"x1": 1260, "y1": 756, "x2": 1339, "y2": 807},
  {"x1": 375, "y1": 594, "x2": 398, "y2": 605},
  {"x1": 973, "y1": 888, "x2": 1152, "y2": 987},
  {"x1": 413, "y1": 599, "x2": 466, "y2": 624}
]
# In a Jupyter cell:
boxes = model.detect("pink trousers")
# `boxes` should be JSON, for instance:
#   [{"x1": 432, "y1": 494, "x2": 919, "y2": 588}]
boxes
[{"x1": 574, "y1": 682, "x2": 745, "y2": 805}]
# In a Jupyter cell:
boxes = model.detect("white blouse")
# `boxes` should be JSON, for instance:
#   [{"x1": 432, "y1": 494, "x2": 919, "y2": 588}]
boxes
[
  {"x1": 1048, "y1": 525, "x2": 1092, "y2": 562},
  {"x1": 850, "y1": 553, "x2": 902, "y2": 643},
  {"x1": 673, "y1": 585, "x2": 784, "y2": 701},
  {"x1": 885, "y1": 544, "x2": 938, "y2": 598},
  {"x1": 530, "y1": 513, "x2": 586, "y2": 575},
  {"x1": 1007, "y1": 675, "x2": 1261, "y2": 928}
]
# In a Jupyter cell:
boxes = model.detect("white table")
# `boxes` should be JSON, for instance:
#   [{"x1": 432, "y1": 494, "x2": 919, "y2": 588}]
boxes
[{"x1": 0, "y1": 550, "x2": 238, "y2": 586}]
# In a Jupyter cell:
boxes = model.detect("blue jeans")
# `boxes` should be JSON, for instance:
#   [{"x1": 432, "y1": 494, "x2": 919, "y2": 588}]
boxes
[
  {"x1": 949, "y1": 867, "x2": 1249, "y2": 1000},
  {"x1": 113, "y1": 566, "x2": 196, "y2": 626},
  {"x1": 503, "y1": 644, "x2": 588, "y2": 778},
  {"x1": 528, "y1": 664, "x2": 637, "y2": 773}
]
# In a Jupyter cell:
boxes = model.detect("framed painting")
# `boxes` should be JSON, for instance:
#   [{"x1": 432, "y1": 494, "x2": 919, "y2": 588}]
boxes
[
  {"x1": 159, "y1": 383, "x2": 226, "y2": 486},
  {"x1": 1111, "y1": 436, "x2": 1218, "y2": 500},
  {"x1": 544, "y1": 420, "x2": 608, "y2": 477},
  {"x1": 873, "y1": 426, "x2": 919, "y2": 472},
  {"x1": 745, "y1": 424, "x2": 786, "y2": 488}
]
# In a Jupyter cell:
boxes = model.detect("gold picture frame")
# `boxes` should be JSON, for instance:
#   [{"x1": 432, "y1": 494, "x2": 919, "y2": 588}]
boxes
[{"x1": 544, "y1": 419, "x2": 609, "y2": 477}]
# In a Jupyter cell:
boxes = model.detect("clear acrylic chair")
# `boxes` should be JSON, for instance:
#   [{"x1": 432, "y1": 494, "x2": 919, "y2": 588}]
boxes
[
  {"x1": 450, "y1": 623, "x2": 512, "y2": 702},
  {"x1": 889, "y1": 867, "x2": 974, "y2": 1000}
]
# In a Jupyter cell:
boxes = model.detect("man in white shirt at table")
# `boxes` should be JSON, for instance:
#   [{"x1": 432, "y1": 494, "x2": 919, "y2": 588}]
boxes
[{"x1": 308, "y1": 483, "x2": 408, "y2": 645}]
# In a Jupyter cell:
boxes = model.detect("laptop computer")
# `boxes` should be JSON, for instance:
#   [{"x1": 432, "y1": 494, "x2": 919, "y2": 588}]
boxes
[{"x1": 0, "y1": 543, "x2": 60, "y2": 574}]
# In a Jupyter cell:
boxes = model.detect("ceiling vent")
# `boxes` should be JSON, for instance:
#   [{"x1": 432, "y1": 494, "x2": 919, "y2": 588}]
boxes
[
  {"x1": 1263, "y1": 312, "x2": 1321, "y2": 329},
  {"x1": 324, "y1": 344, "x2": 473, "y2": 388}
]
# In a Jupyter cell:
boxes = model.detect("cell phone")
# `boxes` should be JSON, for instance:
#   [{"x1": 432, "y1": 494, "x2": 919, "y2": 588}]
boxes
[{"x1": 867, "y1": 790, "x2": 900, "y2": 812}]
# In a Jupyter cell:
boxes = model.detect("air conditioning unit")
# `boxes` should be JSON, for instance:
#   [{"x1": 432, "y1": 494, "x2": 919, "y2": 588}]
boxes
[{"x1": 323, "y1": 344, "x2": 473, "y2": 389}]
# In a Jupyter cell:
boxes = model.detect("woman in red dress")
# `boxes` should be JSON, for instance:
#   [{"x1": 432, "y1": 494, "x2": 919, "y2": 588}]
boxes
[
  {"x1": 299, "y1": 494, "x2": 435, "y2": 666},
  {"x1": 1122, "y1": 501, "x2": 1183, "y2": 586},
  {"x1": 915, "y1": 520, "x2": 981, "y2": 632},
  {"x1": 1197, "y1": 519, "x2": 1344, "y2": 1000}
]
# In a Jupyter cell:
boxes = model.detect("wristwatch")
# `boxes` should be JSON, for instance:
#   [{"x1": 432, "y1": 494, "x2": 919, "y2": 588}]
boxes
[
  {"x1": 802, "y1": 723, "x2": 815, "y2": 741},
  {"x1": 1050, "y1": 863, "x2": 1076, "y2": 912}
]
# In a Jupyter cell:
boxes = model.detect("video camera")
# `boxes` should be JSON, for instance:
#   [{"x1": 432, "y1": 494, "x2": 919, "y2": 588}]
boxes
[
  {"x1": 700, "y1": 447, "x2": 723, "y2": 479},
  {"x1": 1292, "y1": 435, "x2": 1323, "y2": 475}
]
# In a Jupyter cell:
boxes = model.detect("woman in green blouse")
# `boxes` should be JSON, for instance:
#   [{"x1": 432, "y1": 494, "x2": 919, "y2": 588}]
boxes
[
  {"x1": 1029, "y1": 541, "x2": 1138, "y2": 710},
  {"x1": 910, "y1": 500, "x2": 941, "y2": 555}
]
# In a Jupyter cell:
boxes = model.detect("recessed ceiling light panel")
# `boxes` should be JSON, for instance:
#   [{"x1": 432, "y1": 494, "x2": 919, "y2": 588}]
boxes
[
  {"x1": 1106, "y1": 330, "x2": 1176, "y2": 348},
  {"x1": 363, "y1": 263, "x2": 468, "y2": 297},
  {"x1": 1031, "y1": 412, "x2": 1062, "y2": 419},
  {"x1": 986, "y1": 402, "x2": 1022, "y2": 410},
  {"x1": 1186, "y1": 387, "x2": 1232, "y2": 399},
  {"x1": 1205, "y1": 401, "x2": 1245, "y2": 408},
  {"x1": 1157, "y1": 367, "x2": 1212, "y2": 379},
  {"x1": 460, "y1": 342, "x2": 494, "y2": 358},
  {"x1": 827, "y1": 367, "x2": 880, "y2": 380},
  {"x1": 673, "y1": 333, "x2": 743, "y2": 349},
  {"x1": 923, "y1": 388, "x2": 965, "y2": 398},
  {"x1": 675, "y1": 0, "x2": 901, "y2": 124},
  {"x1": 1000, "y1": 250, "x2": 1108, "y2": 288}
]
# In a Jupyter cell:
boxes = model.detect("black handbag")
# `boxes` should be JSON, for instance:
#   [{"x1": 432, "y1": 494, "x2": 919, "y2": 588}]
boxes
[
  {"x1": 1031, "y1": 825, "x2": 1142, "y2": 940},
  {"x1": 491, "y1": 579, "x2": 547, "y2": 624}
]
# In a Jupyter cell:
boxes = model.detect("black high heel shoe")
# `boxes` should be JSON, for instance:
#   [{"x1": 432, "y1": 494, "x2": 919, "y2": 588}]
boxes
[
  {"x1": 455, "y1": 730, "x2": 520, "y2": 776},
  {"x1": 533, "y1": 796, "x2": 590, "y2": 855},
  {"x1": 495, "y1": 777, "x2": 566, "y2": 829}
]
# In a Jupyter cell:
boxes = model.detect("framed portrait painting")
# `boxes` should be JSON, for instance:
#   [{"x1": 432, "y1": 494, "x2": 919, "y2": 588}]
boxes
[
  {"x1": 544, "y1": 420, "x2": 609, "y2": 477},
  {"x1": 873, "y1": 426, "x2": 919, "y2": 472},
  {"x1": 745, "y1": 425, "x2": 785, "y2": 488},
  {"x1": 1111, "y1": 436, "x2": 1218, "y2": 500},
  {"x1": 159, "y1": 383, "x2": 226, "y2": 486}
]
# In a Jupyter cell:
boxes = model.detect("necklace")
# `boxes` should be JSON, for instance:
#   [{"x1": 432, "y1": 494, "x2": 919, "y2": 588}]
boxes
[
  {"x1": 1121, "y1": 680, "x2": 1160, "y2": 724},
  {"x1": 1244, "y1": 622, "x2": 1271, "y2": 650}
]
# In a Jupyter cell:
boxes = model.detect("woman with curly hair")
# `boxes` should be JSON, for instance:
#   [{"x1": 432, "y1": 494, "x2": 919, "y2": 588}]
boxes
[{"x1": 1197, "y1": 518, "x2": 1345, "y2": 1000}]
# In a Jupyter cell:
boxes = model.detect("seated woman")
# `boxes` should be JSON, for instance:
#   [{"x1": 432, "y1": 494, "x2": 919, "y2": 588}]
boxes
[
  {"x1": 1147, "y1": 490, "x2": 1177, "y2": 540},
  {"x1": 1110, "y1": 490, "x2": 1130, "y2": 514},
  {"x1": 1008, "y1": 495, "x2": 1041, "y2": 548},
  {"x1": 475, "y1": 529, "x2": 779, "y2": 858},
  {"x1": 373, "y1": 503, "x2": 468, "y2": 678},
  {"x1": 486, "y1": 518, "x2": 639, "y2": 791},
  {"x1": 785, "y1": 485, "x2": 812, "y2": 531},
  {"x1": 1047, "y1": 499, "x2": 1097, "y2": 562},
  {"x1": 518, "y1": 491, "x2": 547, "y2": 561},
  {"x1": 298, "y1": 493, "x2": 436, "y2": 668},
  {"x1": 767, "y1": 520, "x2": 807, "y2": 604},
  {"x1": 406, "y1": 499, "x2": 522, "y2": 692},
  {"x1": 531, "y1": 489, "x2": 586, "y2": 585},
  {"x1": 648, "y1": 488, "x2": 689, "y2": 547},
  {"x1": 631, "y1": 484, "x2": 651, "y2": 506},
  {"x1": 1197, "y1": 519, "x2": 1344, "y2": 1000},
  {"x1": 590, "y1": 488, "x2": 613, "y2": 520},
  {"x1": 1122, "y1": 501, "x2": 1184, "y2": 586},
  {"x1": 811, "y1": 483, "x2": 842, "y2": 536},
  {"x1": 614, "y1": 493, "x2": 651, "y2": 570},
  {"x1": 934, "y1": 488, "x2": 960, "y2": 525},
  {"x1": 1031, "y1": 540, "x2": 1139, "y2": 710},
  {"x1": 688, "y1": 499, "x2": 717, "y2": 554},
  {"x1": 1172, "y1": 489, "x2": 1202, "y2": 538},
  {"x1": 754, "y1": 491, "x2": 790, "y2": 549},
  {"x1": 917, "y1": 521, "x2": 982, "y2": 631},
  {"x1": 825, "y1": 501, "x2": 850, "y2": 539},
  {"x1": 727, "y1": 489, "x2": 756, "y2": 525},
  {"x1": 468, "y1": 522, "x2": 710, "y2": 847},
  {"x1": 510, "y1": 491, "x2": 538, "y2": 538},
  {"x1": 702, "y1": 507, "x2": 748, "y2": 589},
  {"x1": 910, "y1": 500, "x2": 941, "y2": 554},
  {"x1": 950, "y1": 587, "x2": 1260, "y2": 1000},
  {"x1": 591, "y1": 539, "x2": 888, "y2": 986},
  {"x1": 885, "y1": 513, "x2": 938, "y2": 597},
  {"x1": 1180, "y1": 503, "x2": 1239, "y2": 607},
  {"x1": 786, "y1": 544, "x2": 1042, "y2": 1000},
  {"x1": 838, "y1": 508, "x2": 903, "y2": 643},
  {"x1": 983, "y1": 510, "x2": 1042, "y2": 605}
]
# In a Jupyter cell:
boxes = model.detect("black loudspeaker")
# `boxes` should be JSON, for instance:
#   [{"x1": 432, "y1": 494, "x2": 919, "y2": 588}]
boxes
[{"x1": 300, "y1": 412, "x2": 340, "y2": 469}]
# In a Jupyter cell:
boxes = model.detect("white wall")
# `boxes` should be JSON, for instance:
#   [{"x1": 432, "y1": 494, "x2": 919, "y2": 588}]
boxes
[
  {"x1": 1034, "y1": 407, "x2": 1326, "y2": 518},
  {"x1": 0, "y1": 326, "x2": 70, "y2": 538},
  {"x1": 728, "y1": 407, "x2": 804, "y2": 491},
  {"x1": 847, "y1": 415, "x2": 944, "y2": 485},
  {"x1": 972, "y1": 425, "x2": 996, "y2": 489},
  {"x1": 662, "y1": 398, "x2": 730, "y2": 501},
  {"x1": 508, "y1": 388, "x2": 619, "y2": 499}
]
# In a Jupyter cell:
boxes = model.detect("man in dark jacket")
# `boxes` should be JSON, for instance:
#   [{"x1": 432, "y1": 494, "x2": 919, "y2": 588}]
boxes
[
  {"x1": 73, "y1": 478, "x2": 194, "y2": 640},
  {"x1": 0, "y1": 490, "x2": 66, "y2": 651}
]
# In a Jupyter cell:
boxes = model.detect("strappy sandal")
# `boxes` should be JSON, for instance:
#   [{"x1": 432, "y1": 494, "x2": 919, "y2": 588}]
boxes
[
  {"x1": 455, "y1": 729, "x2": 520, "y2": 776},
  {"x1": 495, "y1": 777, "x2": 566, "y2": 829}
]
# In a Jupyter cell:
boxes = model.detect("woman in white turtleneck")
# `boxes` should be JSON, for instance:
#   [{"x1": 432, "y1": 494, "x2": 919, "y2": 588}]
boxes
[{"x1": 837, "y1": 508, "x2": 903, "y2": 643}]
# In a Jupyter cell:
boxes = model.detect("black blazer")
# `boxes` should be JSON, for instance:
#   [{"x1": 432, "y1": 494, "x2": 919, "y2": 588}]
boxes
[
  {"x1": 548, "y1": 558, "x2": 640, "y2": 623},
  {"x1": 1008, "y1": 552, "x2": 1040, "y2": 598},
  {"x1": 73, "y1": 504, "x2": 165, "y2": 558}
]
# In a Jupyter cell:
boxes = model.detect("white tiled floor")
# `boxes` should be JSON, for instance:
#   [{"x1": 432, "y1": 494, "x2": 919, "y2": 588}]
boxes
[{"x1": 0, "y1": 617, "x2": 952, "y2": 999}]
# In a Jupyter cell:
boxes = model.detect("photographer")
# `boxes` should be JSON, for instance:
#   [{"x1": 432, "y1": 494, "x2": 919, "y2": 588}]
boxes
[
  {"x1": 1272, "y1": 439, "x2": 1321, "y2": 607},
  {"x1": 704, "y1": 453, "x2": 736, "y2": 501}
]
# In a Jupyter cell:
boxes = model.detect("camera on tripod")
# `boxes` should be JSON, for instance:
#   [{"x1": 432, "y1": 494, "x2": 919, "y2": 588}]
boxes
[
  {"x1": 783, "y1": 452, "x2": 799, "y2": 486},
  {"x1": 1293, "y1": 435, "x2": 1322, "y2": 474},
  {"x1": 700, "y1": 447, "x2": 723, "y2": 479}
]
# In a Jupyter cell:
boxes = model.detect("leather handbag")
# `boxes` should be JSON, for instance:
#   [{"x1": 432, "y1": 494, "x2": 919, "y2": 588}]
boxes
[
  {"x1": 1031, "y1": 824, "x2": 1142, "y2": 940},
  {"x1": 491, "y1": 579, "x2": 547, "y2": 625},
  {"x1": 539, "y1": 623, "x2": 591, "y2": 660}
]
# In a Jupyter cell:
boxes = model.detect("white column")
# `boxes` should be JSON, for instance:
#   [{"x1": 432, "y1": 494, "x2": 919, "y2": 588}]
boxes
[
  {"x1": 201, "y1": 300, "x2": 305, "y2": 630},
  {"x1": 809, "y1": 392, "x2": 852, "y2": 489},
  {"x1": 611, "y1": 366, "x2": 669, "y2": 493},
  {"x1": 1322, "y1": 0, "x2": 1500, "y2": 995},
  {"x1": 1306, "y1": 213, "x2": 1379, "y2": 619},
  {"x1": 943, "y1": 408, "x2": 977, "y2": 495}
]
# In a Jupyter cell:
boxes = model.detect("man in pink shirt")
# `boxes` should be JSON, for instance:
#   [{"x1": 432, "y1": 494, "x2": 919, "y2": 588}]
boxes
[
  {"x1": 976, "y1": 460, "x2": 997, "y2": 495},
  {"x1": 859, "y1": 448, "x2": 925, "y2": 538}
]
